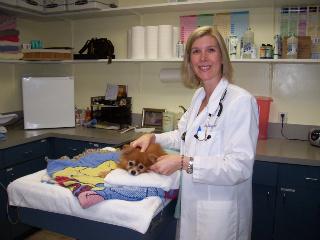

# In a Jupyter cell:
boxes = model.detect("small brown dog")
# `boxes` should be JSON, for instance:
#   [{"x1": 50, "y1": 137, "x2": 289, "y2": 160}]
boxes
[{"x1": 118, "y1": 143, "x2": 167, "y2": 176}]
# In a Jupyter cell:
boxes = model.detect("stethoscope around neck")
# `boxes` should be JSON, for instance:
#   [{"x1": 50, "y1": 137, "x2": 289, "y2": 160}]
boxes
[{"x1": 181, "y1": 87, "x2": 227, "y2": 142}]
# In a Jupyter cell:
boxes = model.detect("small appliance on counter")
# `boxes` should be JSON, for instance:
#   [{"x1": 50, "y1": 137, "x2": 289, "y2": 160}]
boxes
[
  {"x1": 91, "y1": 96, "x2": 132, "y2": 129},
  {"x1": 0, "y1": 113, "x2": 18, "y2": 140},
  {"x1": 309, "y1": 128, "x2": 320, "y2": 147},
  {"x1": 22, "y1": 76, "x2": 75, "y2": 129}
]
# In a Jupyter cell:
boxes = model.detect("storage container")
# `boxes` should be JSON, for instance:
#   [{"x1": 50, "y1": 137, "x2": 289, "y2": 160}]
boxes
[{"x1": 256, "y1": 96, "x2": 273, "y2": 140}]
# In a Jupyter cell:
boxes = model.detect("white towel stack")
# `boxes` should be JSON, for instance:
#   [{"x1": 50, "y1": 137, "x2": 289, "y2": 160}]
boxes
[{"x1": 105, "y1": 168, "x2": 180, "y2": 191}]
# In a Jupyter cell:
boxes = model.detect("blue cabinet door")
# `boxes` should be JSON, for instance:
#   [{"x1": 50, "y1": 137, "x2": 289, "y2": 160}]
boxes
[
  {"x1": 0, "y1": 169, "x2": 12, "y2": 240},
  {"x1": 252, "y1": 161, "x2": 278, "y2": 240},
  {"x1": 52, "y1": 138, "x2": 112, "y2": 159},
  {"x1": 274, "y1": 164, "x2": 320, "y2": 240},
  {"x1": 252, "y1": 184, "x2": 276, "y2": 240},
  {"x1": 2, "y1": 140, "x2": 49, "y2": 240},
  {"x1": 274, "y1": 187, "x2": 320, "y2": 240},
  {"x1": 52, "y1": 138, "x2": 87, "y2": 158}
]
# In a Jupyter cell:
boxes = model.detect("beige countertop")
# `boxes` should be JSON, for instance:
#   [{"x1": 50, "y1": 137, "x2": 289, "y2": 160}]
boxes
[
  {"x1": 0, "y1": 126, "x2": 142, "y2": 149},
  {"x1": 1, "y1": 127, "x2": 320, "y2": 167},
  {"x1": 256, "y1": 139, "x2": 320, "y2": 166}
]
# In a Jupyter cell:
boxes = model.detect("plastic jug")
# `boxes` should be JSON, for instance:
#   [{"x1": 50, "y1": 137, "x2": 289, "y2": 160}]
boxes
[
  {"x1": 286, "y1": 33, "x2": 298, "y2": 59},
  {"x1": 256, "y1": 96, "x2": 273, "y2": 140},
  {"x1": 242, "y1": 27, "x2": 254, "y2": 59}
]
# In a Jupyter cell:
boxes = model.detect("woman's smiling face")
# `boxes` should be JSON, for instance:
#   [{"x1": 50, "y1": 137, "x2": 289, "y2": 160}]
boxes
[{"x1": 190, "y1": 35, "x2": 223, "y2": 83}]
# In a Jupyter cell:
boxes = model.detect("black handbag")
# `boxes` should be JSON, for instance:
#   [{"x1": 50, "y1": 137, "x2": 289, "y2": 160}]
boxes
[{"x1": 75, "y1": 38, "x2": 115, "y2": 63}]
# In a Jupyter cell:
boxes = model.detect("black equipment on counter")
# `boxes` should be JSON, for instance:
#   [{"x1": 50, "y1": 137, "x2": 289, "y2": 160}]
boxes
[
  {"x1": 91, "y1": 96, "x2": 132, "y2": 128},
  {"x1": 309, "y1": 128, "x2": 320, "y2": 147}
]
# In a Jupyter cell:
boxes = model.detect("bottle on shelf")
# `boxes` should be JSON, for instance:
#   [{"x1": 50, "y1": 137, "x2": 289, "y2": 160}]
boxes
[
  {"x1": 227, "y1": 35, "x2": 238, "y2": 59},
  {"x1": 242, "y1": 27, "x2": 254, "y2": 59},
  {"x1": 260, "y1": 44, "x2": 266, "y2": 59},
  {"x1": 176, "y1": 40, "x2": 184, "y2": 58},
  {"x1": 286, "y1": 32, "x2": 298, "y2": 59},
  {"x1": 265, "y1": 44, "x2": 273, "y2": 59},
  {"x1": 273, "y1": 34, "x2": 282, "y2": 59}
]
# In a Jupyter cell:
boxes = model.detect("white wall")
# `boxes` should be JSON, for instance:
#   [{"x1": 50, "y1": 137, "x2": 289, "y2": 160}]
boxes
[{"x1": 0, "y1": 5, "x2": 319, "y2": 126}]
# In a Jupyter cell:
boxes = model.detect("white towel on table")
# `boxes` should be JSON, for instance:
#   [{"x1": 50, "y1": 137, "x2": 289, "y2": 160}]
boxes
[
  {"x1": 105, "y1": 168, "x2": 180, "y2": 191},
  {"x1": 7, "y1": 170, "x2": 164, "y2": 234}
]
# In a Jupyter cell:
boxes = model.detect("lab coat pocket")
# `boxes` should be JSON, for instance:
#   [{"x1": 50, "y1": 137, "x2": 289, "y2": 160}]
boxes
[
  {"x1": 196, "y1": 200, "x2": 237, "y2": 240},
  {"x1": 198, "y1": 130, "x2": 222, "y2": 155}
]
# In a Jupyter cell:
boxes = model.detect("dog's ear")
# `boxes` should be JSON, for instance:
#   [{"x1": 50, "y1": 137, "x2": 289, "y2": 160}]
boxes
[
  {"x1": 122, "y1": 144, "x2": 130, "y2": 150},
  {"x1": 121, "y1": 145, "x2": 135, "y2": 155},
  {"x1": 147, "y1": 153, "x2": 159, "y2": 164}
]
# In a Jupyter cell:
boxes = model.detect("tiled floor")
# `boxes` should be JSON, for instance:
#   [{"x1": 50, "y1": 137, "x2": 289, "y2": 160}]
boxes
[{"x1": 25, "y1": 230, "x2": 75, "y2": 240}]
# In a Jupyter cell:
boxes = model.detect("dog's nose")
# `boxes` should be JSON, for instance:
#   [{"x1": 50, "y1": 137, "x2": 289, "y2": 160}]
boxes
[{"x1": 130, "y1": 170, "x2": 136, "y2": 175}]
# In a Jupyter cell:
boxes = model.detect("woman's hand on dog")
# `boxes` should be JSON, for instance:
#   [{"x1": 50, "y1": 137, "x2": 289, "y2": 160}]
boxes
[
  {"x1": 150, "y1": 155, "x2": 180, "y2": 175},
  {"x1": 130, "y1": 133, "x2": 155, "y2": 152}
]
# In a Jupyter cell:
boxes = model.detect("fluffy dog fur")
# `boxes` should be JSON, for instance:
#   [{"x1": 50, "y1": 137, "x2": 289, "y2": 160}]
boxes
[{"x1": 118, "y1": 143, "x2": 167, "y2": 176}]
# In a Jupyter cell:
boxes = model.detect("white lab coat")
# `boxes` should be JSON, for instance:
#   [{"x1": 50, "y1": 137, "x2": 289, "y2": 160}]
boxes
[{"x1": 156, "y1": 78, "x2": 259, "y2": 240}]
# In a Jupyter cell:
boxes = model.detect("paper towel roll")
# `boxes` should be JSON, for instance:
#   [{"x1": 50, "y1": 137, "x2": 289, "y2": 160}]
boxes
[
  {"x1": 127, "y1": 28, "x2": 132, "y2": 59},
  {"x1": 131, "y1": 26, "x2": 145, "y2": 59},
  {"x1": 159, "y1": 68, "x2": 181, "y2": 82},
  {"x1": 158, "y1": 25, "x2": 173, "y2": 59},
  {"x1": 172, "y1": 26, "x2": 179, "y2": 57},
  {"x1": 145, "y1": 26, "x2": 158, "y2": 59}
]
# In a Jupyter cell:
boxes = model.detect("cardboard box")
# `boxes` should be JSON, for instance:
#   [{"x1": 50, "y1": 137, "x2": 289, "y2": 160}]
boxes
[
  {"x1": 22, "y1": 49, "x2": 73, "y2": 60},
  {"x1": 282, "y1": 36, "x2": 312, "y2": 59}
]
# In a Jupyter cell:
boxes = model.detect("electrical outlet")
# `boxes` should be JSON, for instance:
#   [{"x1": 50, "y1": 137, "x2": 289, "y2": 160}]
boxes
[{"x1": 278, "y1": 112, "x2": 288, "y2": 123}]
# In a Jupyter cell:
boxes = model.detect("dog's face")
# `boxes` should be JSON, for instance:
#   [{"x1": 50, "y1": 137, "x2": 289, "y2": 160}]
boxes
[{"x1": 118, "y1": 144, "x2": 166, "y2": 176}]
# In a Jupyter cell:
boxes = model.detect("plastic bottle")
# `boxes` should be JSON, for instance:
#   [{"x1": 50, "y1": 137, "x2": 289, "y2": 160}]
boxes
[
  {"x1": 176, "y1": 40, "x2": 184, "y2": 58},
  {"x1": 260, "y1": 44, "x2": 266, "y2": 59},
  {"x1": 265, "y1": 44, "x2": 273, "y2": 59},
  {"x1": 242, "y1": 27, "x2": 254, "y2": 59},
  {"x1": 273, "y1": 34, "x2": 282, "y2": 59},
  {"x1": 286, "y1": 33, "x2": 298, "y2": 59},
  {"x1": 85, "y1": 107, "x2": 91, "y2": 123}
]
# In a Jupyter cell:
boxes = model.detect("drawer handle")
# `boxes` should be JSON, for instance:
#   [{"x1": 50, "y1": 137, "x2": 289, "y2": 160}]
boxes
[
  {"x1": 305, "y1": 177, "x2": 318, "y2": 182},
  {"x1": 280, "y1": 187, "x2": 296, "y2": 193},
  {"x1": 88, "y1": 143, "x2": 99, "y2": 148}
]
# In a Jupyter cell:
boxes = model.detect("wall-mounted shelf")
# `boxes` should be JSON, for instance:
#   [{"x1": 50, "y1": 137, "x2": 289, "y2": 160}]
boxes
[
  {"x1": 0, "y1": 0, "x2": 318, "y2": 20},
  {"x1": 1, "y1": 58, "x2": 319, "y2": 64}
]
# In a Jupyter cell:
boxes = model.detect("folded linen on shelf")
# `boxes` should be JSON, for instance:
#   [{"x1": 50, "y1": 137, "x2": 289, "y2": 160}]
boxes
[
  {"x1": 105, "y1": 168, "x2": 180, "y2": 191},
  {"x1": 0, "y1": 52, "x2": 23, "y2": 60}
]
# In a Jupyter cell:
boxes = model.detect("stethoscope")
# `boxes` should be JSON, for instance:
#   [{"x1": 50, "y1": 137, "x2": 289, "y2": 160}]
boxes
[{"x1": 181, "y1": 87, "x2": 227, "y2": 142}]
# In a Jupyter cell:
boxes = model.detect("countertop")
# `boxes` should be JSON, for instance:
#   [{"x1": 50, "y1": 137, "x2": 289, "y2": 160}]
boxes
[
  {"x1": 1, "y1": 127, "x2": 320, "y2": 167},
  {"x1": 0, "y1": 126, "x2": 142, "y2": 149}
]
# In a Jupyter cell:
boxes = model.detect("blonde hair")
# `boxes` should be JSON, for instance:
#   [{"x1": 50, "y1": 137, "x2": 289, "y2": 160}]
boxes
[{"x1": 181, "y1": 26, "x2": 233, "y2": 88}]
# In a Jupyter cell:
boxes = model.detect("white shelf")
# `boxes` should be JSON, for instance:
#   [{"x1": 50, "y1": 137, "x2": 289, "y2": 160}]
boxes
[
  {"x1": 1, "y1": 58, "x2": 319, "y2": 64},
  {"x1": 0, "y1": 0, "x2": 319, "y2": 20}
]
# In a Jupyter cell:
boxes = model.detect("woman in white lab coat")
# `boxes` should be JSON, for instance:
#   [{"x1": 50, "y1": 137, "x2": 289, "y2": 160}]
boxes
[{"x1": 131, "y1": 26, "x2": 259, "y2": 240}]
